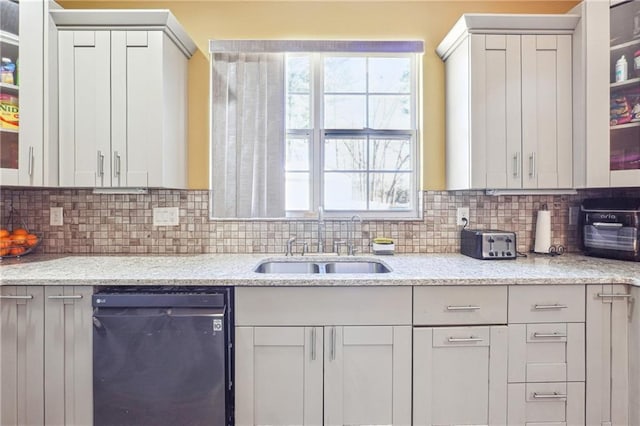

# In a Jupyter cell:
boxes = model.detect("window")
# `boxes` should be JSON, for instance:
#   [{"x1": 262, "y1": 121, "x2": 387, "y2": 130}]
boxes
[
  {"x1": 209, "y1": 40, "x2": 422, "y2": 219},
  {"x1": 286, "y1": 53, "x2": 420, "y2": 218}
]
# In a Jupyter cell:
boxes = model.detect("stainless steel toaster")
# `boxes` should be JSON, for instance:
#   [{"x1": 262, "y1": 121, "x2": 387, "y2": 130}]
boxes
[{"x1": 460, "y1": 229, "x2": 517, "y2": 260}]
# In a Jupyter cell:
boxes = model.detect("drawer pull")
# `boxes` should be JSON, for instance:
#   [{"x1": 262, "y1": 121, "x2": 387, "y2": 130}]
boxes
[
  {"x1": 534, "y1": 304, "x2": 567, "y2": 310},
  {"x1": 597, "y1": 293, "x2": 631, "y2": 299},
  {"x1": 447, "y1": 305, "x2": 481, "y2": 311},
  {"x1": 0, "y1": 295, "x2": 34, "y2": 300},
  {"x1": 533, "y1": 392, "x2": 567, "y2": 399},
  {"x1": 311, "y1": 327, "x2": 317, "y2": 361},
  {"x1": 533, "y1": 332, "x2": 567, "y2": 338},
  {"x1": 448, "y1": 336, "x2": 483, "y2": 343},
  {"x1": 48, "y1": 295, "x2": 83, "y2": 300}
]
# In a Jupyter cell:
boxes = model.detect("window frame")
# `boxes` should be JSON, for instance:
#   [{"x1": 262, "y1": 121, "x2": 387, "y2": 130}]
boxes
[{"x1": 285, "y1": 52, "x2": 422, "y2": 220}]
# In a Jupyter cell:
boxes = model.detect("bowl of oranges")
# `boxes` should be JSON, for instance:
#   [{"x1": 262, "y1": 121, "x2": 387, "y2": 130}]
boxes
[{"x1": 0, "y1": 227, "x2": 41, "y2": 258}]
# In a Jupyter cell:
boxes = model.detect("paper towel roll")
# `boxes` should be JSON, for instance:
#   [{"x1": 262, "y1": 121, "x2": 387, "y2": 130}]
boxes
[{"x1": 534, "y1": 210, "x2": 552, "y2": 254}]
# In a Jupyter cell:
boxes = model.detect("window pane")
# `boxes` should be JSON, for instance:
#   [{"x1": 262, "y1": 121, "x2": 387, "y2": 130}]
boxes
[
  {"x1": 324, "y1": 172, "x2": 367, "y2": 210},
  {"x1": 369, "y1": 172, "x2": 412, "y2": 210},
  {"x1": 286, "y1": 172, "x2": 310, "y2": 210},
  {"x1": 324, "y1": 95, "x2": 366, "y2": 129},
  {"x1": 325, "y1": 138, "x2": 366, "y2": 170},
  {"x1": 287, "y1": 94, "x2": 310, "y2": 129},
  {"x1": 287, "y1": 55, "x2": 310, "y2": 93},
  {"x1": 369, "y1": 138, "x2": 412, "y2": 171},
  {"x1": 286, "y1": 136, "x2": 309, "y2": 170},
  {"x1": 368, "y1": 95, "x2": 411, "y2": 129},
  {"x1": 369, "y1": 57, "x2": 411, "y2": 93},
  {"x1": 324, "y1": 57, "x2": 366, "y2": 93}
]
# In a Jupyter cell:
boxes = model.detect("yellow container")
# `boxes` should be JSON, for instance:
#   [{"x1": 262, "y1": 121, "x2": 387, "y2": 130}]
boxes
[{"x1": 0, "y1": 94, "x2": 19, "y2": 130}]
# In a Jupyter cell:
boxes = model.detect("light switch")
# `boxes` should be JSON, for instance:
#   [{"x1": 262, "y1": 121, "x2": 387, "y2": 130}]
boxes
[{"x1": 50, "y1": 207, "x2": 63, "y2": 226}]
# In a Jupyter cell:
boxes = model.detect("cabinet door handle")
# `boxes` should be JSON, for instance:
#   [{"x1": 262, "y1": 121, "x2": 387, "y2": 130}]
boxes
[
  {"x1": 114, "y1": 151, "x2": 121, "y2": 177},
  {"x1": 533, "y1": 332, "x2": 567, "y2": 338},
  {"x1": 447, "y1": 305, "x2": 480, "y2": 311},
  {"x1": 597, "y1": 293, "x2": 631, "y2": 298},
  {"x1": 28, "y1": 146, "x2": 34, "y2": 176},
  {"x1": 0, "y1": 295, "x2": 34, "y2": 300},
  {"x1": 529, "y1": 153, "x2": 536, "y2": 178},
  {"x1": 330, "y1": 327, "x2": 336, "y2": 361},
  {"x1": 513, "y1": 153, "x2": 519, "y2": 178},
  {"x1": 533, "y1": 392, "x2": 567, "y2": 399},
  {"x1": 97, "y1": 151, "x2": 105, "y2": 177},
  {"x1": 448, "y1": 336, "x2": 483, "y2": 343},
  {"x1": 534, "y1": 304, "x2": 567, "y2": 310},
  {"x1": 47, "y1": 295, "x2": 83, "y2": 300},
  {"x1": 311, "y1": 327, "x2": 316, "y2": 361}
]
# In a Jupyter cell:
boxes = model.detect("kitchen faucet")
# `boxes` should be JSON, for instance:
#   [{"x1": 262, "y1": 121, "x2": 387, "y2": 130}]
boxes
[
  {"x1": 347, "y1": 214, "x2": 362, "y2": 255},
  {"x1": 285, "y1": 236, "x2": 296, "y2": 256},
  {"x1": 317, "y1": 206, "x2": 325, "y2": 253}
]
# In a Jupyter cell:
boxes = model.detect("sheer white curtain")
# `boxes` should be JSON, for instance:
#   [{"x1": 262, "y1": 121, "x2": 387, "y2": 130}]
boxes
[{"x1": 210, "y1": 52, "x2": 285, "y2": 218}]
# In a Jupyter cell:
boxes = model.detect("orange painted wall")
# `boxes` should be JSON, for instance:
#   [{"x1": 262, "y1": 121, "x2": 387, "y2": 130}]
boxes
[{"x1": 60, "y1": 0, "x2": 580, "y2": 189}]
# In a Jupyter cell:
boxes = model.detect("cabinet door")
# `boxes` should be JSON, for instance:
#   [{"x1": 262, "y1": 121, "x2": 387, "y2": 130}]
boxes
[
  {"x1": 521, "y1": 34, "x2": 573, "y2": 189},
  {"x1": 324, "y1": 326, "x2": 411, "y2": 426},
  {"x1": 471, "y1": 34, "x2": 522, "y2": 189},
  {"x1": 0, "y1": 286, "x2": 44, "y2": 426},
  {"x1": 413, "y1": 326, "x2": 508, "y2": 426},
  {"x1": 586, "y1": 284, "x2": 630, "y2": 426},
  {"x1": 44, "y1": 286, "x2": 93, "y2": 426},
  {"x1": 111, "y1": 30, "x2": 162, "y2": 188},
  {"x1": 235, "y1": 326, "x2": 323, "y2": 426},
  {"x1": 58, "y1": 30, "x2": 111, "y2": 187}
]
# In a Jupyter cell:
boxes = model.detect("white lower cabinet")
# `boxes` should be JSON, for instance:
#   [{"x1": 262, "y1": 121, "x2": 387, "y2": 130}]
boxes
[
  {"x1": 234, "y1": 286, "x2": 413, "y2": 426},
  {"x1": 0, "y1": 286, "x2": 45, "y2": 426},
  {"x1": 586, "y1": 284, "x2": 632, "y2": 426},
  {"x1": 235, "y1": 325, "x2": 411, "y2": 426},
  {"x1": 0, "y1": 285, "x2": 92, "y2": 426},
  {"x1": 508, "y1": 285, "x2": 586, "y2": 426},
  {"x1": 413, "y1": 326, "x2": 508, "y2": 426}
]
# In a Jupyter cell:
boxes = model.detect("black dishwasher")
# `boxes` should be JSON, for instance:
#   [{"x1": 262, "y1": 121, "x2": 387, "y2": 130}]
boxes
[{"x1": 92, "y1": 286, "x2": 233, "y2": 426}]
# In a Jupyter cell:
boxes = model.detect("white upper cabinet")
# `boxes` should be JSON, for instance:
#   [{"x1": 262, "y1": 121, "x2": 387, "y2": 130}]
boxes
[
  {"x1": 0, "y1": 0, "x2": 59, "y2": 187},
  {"x1": 51, "y1": 10, "x2": 196, "y2": 189},
  {"x1": 437, "y1": 14, "x2": 579, "y2": 190}
]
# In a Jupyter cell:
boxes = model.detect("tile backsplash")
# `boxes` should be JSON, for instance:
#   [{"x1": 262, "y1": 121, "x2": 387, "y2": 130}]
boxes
[{"x1": 1, "y1": 187, "x2": 638, "y2": 255}]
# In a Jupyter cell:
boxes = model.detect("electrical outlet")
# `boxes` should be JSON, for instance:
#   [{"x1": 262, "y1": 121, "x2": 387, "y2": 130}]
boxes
[
  {"x1": 50, "y1": 207, "x2": 63, "y2": 226},
  {"x1": 153, "y1": 207, "x2": 179, "y2": 226},
  {"x1": 456, "y1": 207, "x2": 470, "y2": 226},
  {"x1": 569, "y1": 206, "x2": 579, "y2": 225}
]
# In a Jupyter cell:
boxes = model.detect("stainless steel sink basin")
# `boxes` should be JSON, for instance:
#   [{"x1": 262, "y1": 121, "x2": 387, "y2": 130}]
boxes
[
  {"x1": 254, "y1": 261, "x2": 320, "y2": 274},
  {"x1": 325, "y1": 261, "x2": 391, "y2": 274},
  {"x1": 254, "y1": 259, "x2": 391, "y2": 274}
]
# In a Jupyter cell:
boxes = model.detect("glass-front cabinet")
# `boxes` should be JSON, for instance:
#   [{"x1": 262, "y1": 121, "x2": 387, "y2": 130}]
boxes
[
  {"x1": 610, "y1": 0, "x2": 640, "y2": 186},
  {"x1": 0, "y1": 0, "x2": 57, "y2": 187},
  {"x1": 0, "y1": 0, "x2": 20, "y2": 179}
]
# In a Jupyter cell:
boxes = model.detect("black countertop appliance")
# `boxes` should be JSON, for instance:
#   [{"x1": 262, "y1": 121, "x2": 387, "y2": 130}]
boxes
[{"x1": 580, "y1": 198, "x2": 640, "y2": 261}]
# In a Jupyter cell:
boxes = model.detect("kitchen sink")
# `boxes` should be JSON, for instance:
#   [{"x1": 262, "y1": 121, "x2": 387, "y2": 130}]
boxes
[
  {"x1": 254, "y1": 261, "x2": 321, "y2": 274},
  {"x1": 324, "y1": 261, "x2": 390, "y2": 274},
  {"x1": 253, "y1": 259, "x2": 391, "y2": 274}
]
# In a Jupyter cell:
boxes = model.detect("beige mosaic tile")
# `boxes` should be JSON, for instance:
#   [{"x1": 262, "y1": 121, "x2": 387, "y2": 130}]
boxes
[{"x1": 1, "y1": 187, "x2": 638, "y2": 255}]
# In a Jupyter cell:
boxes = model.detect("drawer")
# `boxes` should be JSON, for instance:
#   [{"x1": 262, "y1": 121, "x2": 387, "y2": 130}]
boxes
[
  {"x1": 508, "y1": 285, "x2": 585, "y2": 323},
  {"x1": 508, "y1": 323, "x2": 585, "y2": 383},
  {"x1": 413, "y1": 286, "x2": 507, "y2": 325},
  {"x1": 432, "y1": 326, "x2": 491, "y2": 347},
  {"x1": 235, "y1": 286, "x2": 412, "y2": 326},
  {"x1": 508, "y1": 382, "x2": 585, "y2": 426}
]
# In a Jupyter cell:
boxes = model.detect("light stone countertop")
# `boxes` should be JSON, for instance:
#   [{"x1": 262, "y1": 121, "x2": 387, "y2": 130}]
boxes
[{"x1": 0, "y1": 253, "x2": 638, "y2": 287}]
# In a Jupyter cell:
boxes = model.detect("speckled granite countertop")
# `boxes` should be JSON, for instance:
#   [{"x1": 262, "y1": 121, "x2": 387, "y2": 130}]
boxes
[{"x1": 1, "y1": 253, "x2": 638, "y2": 287}]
